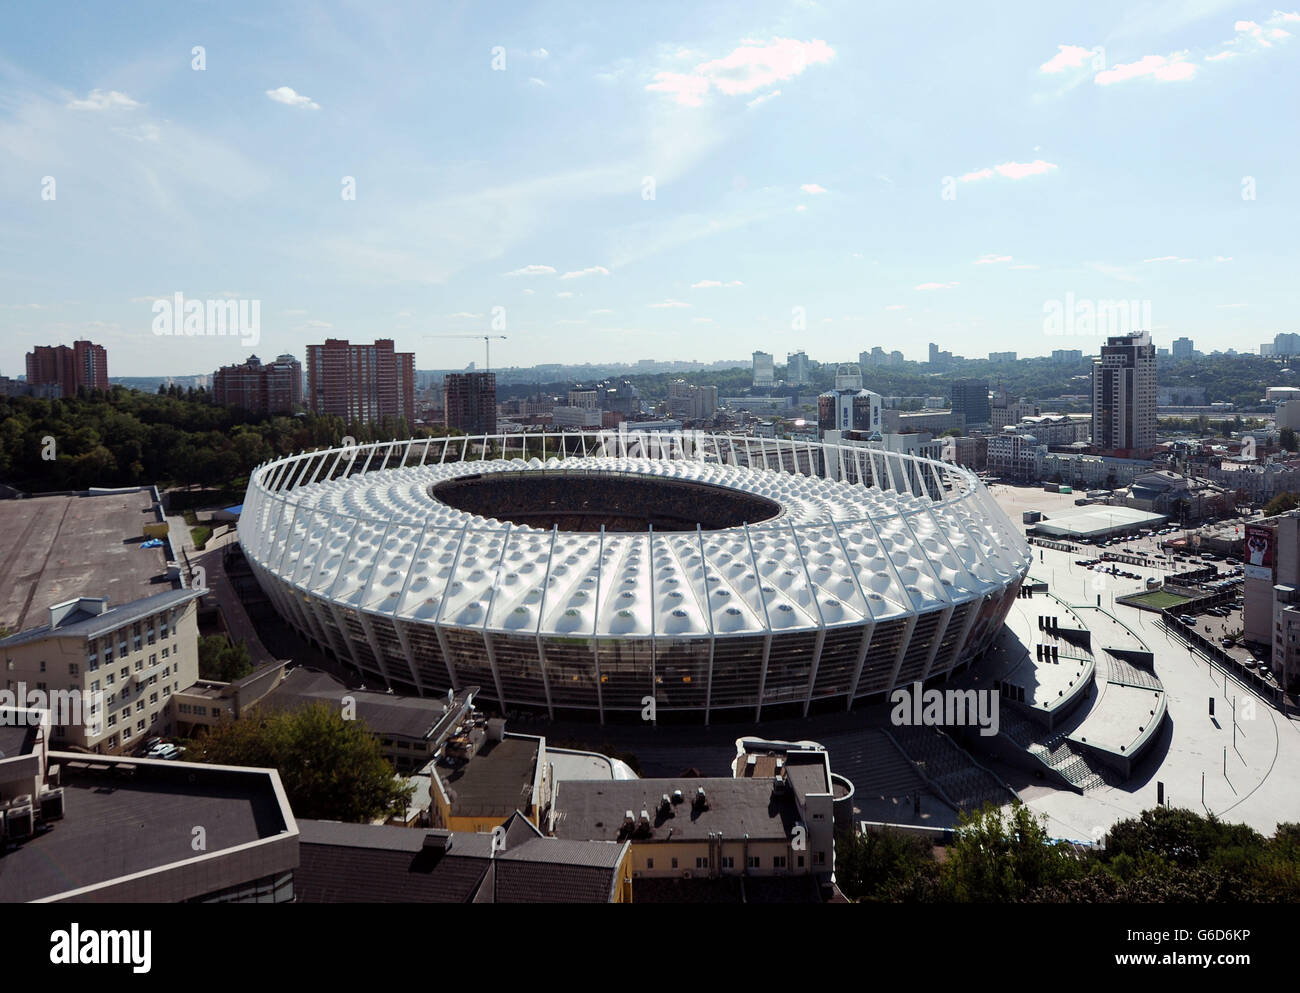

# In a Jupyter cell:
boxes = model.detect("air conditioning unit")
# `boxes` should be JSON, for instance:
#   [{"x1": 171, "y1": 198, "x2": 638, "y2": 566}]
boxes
[
  {"x1": 6, "y1": 801, "x2": 35, "y2": 840},
  {"x1": 39, "y1": 787, "x2": 65, "y2": 821}
]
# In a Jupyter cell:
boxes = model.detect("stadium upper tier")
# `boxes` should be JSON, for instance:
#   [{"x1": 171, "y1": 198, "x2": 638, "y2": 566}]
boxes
[{"x1": 238, "y1": 432, "x2": 1031, "y2": 720}]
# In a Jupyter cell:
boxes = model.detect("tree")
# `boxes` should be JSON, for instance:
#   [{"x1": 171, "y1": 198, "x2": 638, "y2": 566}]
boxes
[
  {"x1": 186, "y1": 701, "x2": 414, "y2": 822},
  {"x1": 1281, "y1": 427, "x2": 1297, "y2": 452},
  {"x1": 1265, "y1": 492, "x2": 1299, "y2": 516},
  {"x1": 198, "y1": 635, "x2": 253, "y2": 682},
  {"x1": 836, "y1": 826, "x2": 938, "y2": 901},
  {"x1": 941, "y1": 802, "x2": 1083, "y2": 901}
]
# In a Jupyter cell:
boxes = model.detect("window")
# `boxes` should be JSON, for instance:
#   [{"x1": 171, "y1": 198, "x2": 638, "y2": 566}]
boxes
[
  {"x1": 160, "y1": 648, "x2": 169, "y2": 661},
  {"x1": 746, "y1": 856, "x2": 760, "y2": 869},
  {"x1": 69, "y1": 663, "x2": 79, "y2": 676},
  {"x1": 121, "y1": 708, "x2": 131, "y2": 721},
  {"x1": 136, "y1": 719, "x2": 145, "y2": 732},
  {"x1": 135, "y1": 700, "x2": 144, "y2": 713},
  {"x1": 90, "y1": 680, "x2": 100, "y2": 693},
  {"x1": 87, "y1": 648, "x2": 98, "y2": 670},
  {"x1": 149, "y1": 654, "x2": 157, "y2": 667},
  {"x1": 104, "y1": 645, "x2": 113, "y2": 664},
  {"x1": 135, "y1": 658, "x2": 144, "y2": 671},
  {"x1": 671, "y1": 858, "x2": 679, "y2": 869},
  {"x1": 118, "y1": 635, "x2": 128, "y2": 657},
  {"x1": 695, "y1": 857, "x2": 709, "y2": 869},
  {"x1": 106, "y1": 672, "x2": 115, "y2": 686},
  {"x1": 39, "y1": 660, "x2": 46, "y2": 672},
  {"x1": 108, "y1": 714, "x2": 116, "y2": 727},
  {"x1": 813, "y1": 852, "x2": 826, "y2": 866},
  {"x1": 797, "y1": 855, "x2": 805, "y2": 868},
  {"x1": 773, "y1": 855, "x2": 787, "y2": 869},
  {"x1": 646, "y1": 858, "x2": 654, "y2": 870},
  {"x1": 149, "y1": 692, "x2": 158, "y2": 705},
  {"x1": 120, "y1": 667, "x2": 128, "y2": 680},
  {"x1": 36, "y1": 681, "x2": 47, "y2": 691},
  {"x1": 720, "y1": 856, "x2": 734, "y2": 869}
]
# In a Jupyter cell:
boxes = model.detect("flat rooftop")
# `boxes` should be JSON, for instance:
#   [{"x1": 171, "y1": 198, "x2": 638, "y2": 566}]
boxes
[
  {"x1": 0, "y1": 757, "x2": 290, "y2": 902},
  {"x1": 1031, "y1": 506, "x2": 1166, "y2": 539},
  {"x1": 552, "y1": 777, "x2": 798, "y2": 844},
  {"x1": 439, "y1": 735, "x2": 540, "y2": 818},
  {"x1": 0, "y1": 490, "x2": 169, "y2": 634}
]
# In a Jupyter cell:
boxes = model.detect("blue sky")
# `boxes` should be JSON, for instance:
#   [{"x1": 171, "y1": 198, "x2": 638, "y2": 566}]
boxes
[{"x1": 1, "y1": 0, "x2": 1296, "y2": 376}]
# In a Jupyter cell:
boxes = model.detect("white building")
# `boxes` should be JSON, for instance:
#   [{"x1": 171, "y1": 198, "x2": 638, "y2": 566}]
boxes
[{"x1": 752, "y1": 351, "x2": 775, "y2": 388}]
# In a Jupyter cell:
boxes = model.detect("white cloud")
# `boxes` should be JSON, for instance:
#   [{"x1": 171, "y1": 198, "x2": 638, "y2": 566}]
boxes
[
  {"x1": 647, "y1": 38, "x2": 834, "y2": 106},
  {"x1": 66, "y1": 89, "x2": 141, "y2": 111},
  {"x1": 1216, "y1": 302, "x2": 1249, "y2": 308},
  {"x1": 794, "y1": 204, "x2": 808, "y2": 212},
  {"x1": 112, "y1": 123, "x2": 161, "y2": 142},
  {"x1": 726, "y1": 280, "x2": 743, "y2": 286},
  {"x1": 692, "y1": 317, "x2": 715, "y2": 324},
  {"x1": 974, "y1": 253, "x2": 1013, "y2": 264},
  {"x1": 1009, "y1": 264, "x2": 1040, "y2": 270},
  {"x1": 1095, "y1": 52, "x2": 1196, "y2": 85},
  {"x1": 801, "y1": 183, "x2": 828, "y2": 194},
  {"x1": 1142, "y1": 255, "x2": 1196, "y2": 262},
  {"x1": 884, "y1": 304, "x2": 905, "y2": 311},
  {"x1": 1215, "y1": 255, "x2": 1233, "y2": 262},
  {"x1": 649, "y1": 298, "x2": 691, "y2": 308},
  {"x1": 447, "y1": 311, "x2": 482, "y2": 318},
  {"x1": 1205, "y1": 50, "x2": 1238, "y2": 60},
  {"x1": 960, "y1": 160, "x2": 1058, "y2": 182},
  {"x1": 505, "y1": 264, "x2": 556, "y2": 276},
  {"x1": 914, "y1": 282, "x2": 959, "y2": 291},
  {"x1": 533, "y1": 48, "x2": 550, "y2": 58},
  {"x1": 691, "y1": 279, "x2": 723, "y2": 288},
  {"x1": 747, "y1": 89, "x2": 782, "y2": 107},
  {"x1": 1040, "y1": 45, "x2": 1097, "y2": 73},
  {"x1": 560, "y1": 265, "x2": 610, "y2": 279},
  {"x1": 528, "y1": 77, "x2": 547, "y2": 87},
  {"x1": 265, "y1": 86, "x2": 321, "y2": 109},
  {"x1": 589, "y1": 308, "x2": 615, "y2": 315},
  {"x1": 556, "y1": 291, "x2": 574, "y2": 298}
]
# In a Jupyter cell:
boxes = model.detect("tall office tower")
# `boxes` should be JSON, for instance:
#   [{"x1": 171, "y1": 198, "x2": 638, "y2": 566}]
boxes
[
  {"x1": 306, "y1": 338, "x2": 416, "y2": 426},
  {"x1": 444, "y1": 371, "x2": 497, "y2": 434},
  {"x1": 950, "y1": 379, "x2": 991, "y2": 427},
  {"x1": 25, "y1": 340, "x2": 109, "y2": 397},
  {"x1": 786, "y1": 350, "x2": 810, "y2": 385},
  {"x1": 212, "y1": 354, "x2": 303, "y2": 414},
  {"x1": 1091, "y1": 331, "x2": 1156, "y2": 457},
  {"x1": 752, "y1": 351, "x2": 775, "y2": 388},
  {"x1": 1171, "y1": 336, "x2": 1195, "y2": 360}
]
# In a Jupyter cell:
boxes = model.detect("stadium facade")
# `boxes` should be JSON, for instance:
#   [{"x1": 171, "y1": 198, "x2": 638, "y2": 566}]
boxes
[{"x1": 239, "y1": 432, "x2": 1030, "y2": 723}]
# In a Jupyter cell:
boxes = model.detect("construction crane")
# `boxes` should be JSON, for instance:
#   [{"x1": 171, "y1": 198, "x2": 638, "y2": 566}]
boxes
[{"x1": 425, "y1": 334, "x2": 507, "y2": 371}]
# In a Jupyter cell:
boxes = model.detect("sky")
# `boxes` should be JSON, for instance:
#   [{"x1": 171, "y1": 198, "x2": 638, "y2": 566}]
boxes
[{"x1": 0, "y1": 0, "x2": 1297, "y2": 377}]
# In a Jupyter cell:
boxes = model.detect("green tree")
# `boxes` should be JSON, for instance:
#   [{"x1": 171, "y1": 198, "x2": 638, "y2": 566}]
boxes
[
  {"x1": 198, "y1": 635, "x2": 253, "y2": 682},
  {"x1": 1281, "y1": 427, "x2": 1297, "y2": 452},
  {"x1": 941, "y1": 802, "x2": 1083, "y2": 901},
  {"x1": 186, "y1": 701, "x2": 414, "y2": 822},
  {"x1": 836, "y1": 826, "x2": 938, "y2": 901},
  {"x1": 1265, "y1": 492, "x2": 1299, "y2": 516}
]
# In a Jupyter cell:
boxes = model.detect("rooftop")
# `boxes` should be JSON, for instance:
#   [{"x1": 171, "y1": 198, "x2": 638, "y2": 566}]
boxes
[
  {"x1": 262, "y1": 667, "x2": 472, "y2": 742},
  {"x1": 295, "y1": 815, "x2": 624, "y2": 903},
  {"x1": 0, "y1": 755, "x2": 292, "y2": 902},
  {"x1": 439, "y1": 734, "x2": 541, "y2": 818},
  {"x1": 551, "y1": 777, "x2": 799, "y2": 844},
  {"x1": 0, "y1": 490, "x2": 170, "y2": 635}
]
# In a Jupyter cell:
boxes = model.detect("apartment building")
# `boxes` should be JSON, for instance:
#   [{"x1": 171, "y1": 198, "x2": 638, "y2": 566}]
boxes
[
  {"x1": 212, "y1": 353, "x2": 303, "y2": 414},
  {"x1": 1092, "y1": 331, "x2": 1157, "y2": 458},
  {"x1": 306, "y1": 338, "x2": 416, "y2": 426},
  {"x1": 443, "y1": 371, "x2": 497, "y2": 434},
  {"x1": 25, "y1": 340, "x2": 109, "y2": 397},
  {"x1": 0, "y1": 489, "x2": 204, "y2": 753}
]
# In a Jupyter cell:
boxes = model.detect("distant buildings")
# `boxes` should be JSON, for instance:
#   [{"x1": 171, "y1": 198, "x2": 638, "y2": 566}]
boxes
[
  {"x1": 25, "y1": 340, "x2": 108, "y2": 398},
  {"x1": 306, "y1": 338, "x2": 416, "y2": 426},
  {"x1": 752, "y1": 350, "x2": 775, "y2": 388},
  {"x1": 817, "y1": 366, "x2": 881, "y2": 436},
  {"x1": 667, "y1": 380, "x2": 718, "y2": 421},
  {"x1": 1091, "y1": 331, "x2": 1156, "y2": 458},
  {"x1": 860, "y1": 346, "x2": 904, "y2": 368},
  {"x1": 444, "y1": 371, "x2": 497, "y2": 434},
  {"x1": 990, "y1": 391, "x2": 1039, "y2": 430},
  {"x1": 1050, "y1": 349, "x2": 1083, "y2": 363},
  {"x1": 928, "y1": 342, "x2": 954, "y2": 368},
  {"x1": 1261, "y1": 332, "x2": 1300, "y2": 357},
  {"x1": 1171, "y1": 336, "x2": 1195, "y2": 360},
  {"x1": 786, "y1": 350, "x2": 810, "y2": 385},
  {"x1": 987, "y1": 351, "x2": 1017, "y2": 363},
  {"x1": 212, "y1": 354, "x2": 303, "y2": 414},
  {"x1": 950, "y1": 379, "x2": 991, "y2": 428}
]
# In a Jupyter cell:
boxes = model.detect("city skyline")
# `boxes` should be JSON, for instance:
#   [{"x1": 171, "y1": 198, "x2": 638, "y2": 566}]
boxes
[{"x1": 2, "y1": 1, "x2": 1297, "y2": 376}]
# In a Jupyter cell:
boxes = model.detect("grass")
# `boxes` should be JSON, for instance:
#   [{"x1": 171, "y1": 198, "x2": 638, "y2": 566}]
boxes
[
  {"x1": 190, "y1": 525, "x2": 213, "y2": 550},
  {"x1": 1124, "y1": 589, "x2": 1193, "y2": 610}
]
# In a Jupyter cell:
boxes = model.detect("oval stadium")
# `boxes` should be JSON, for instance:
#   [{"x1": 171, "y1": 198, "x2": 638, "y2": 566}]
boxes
[{"x1": 238, "y1": 432, "x2": 1031, "y2": 723}]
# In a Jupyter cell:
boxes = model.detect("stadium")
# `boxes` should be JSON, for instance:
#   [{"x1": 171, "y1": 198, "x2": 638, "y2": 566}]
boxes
[{"x1": 238, "y1": 432, "x2": 1031, "y2": 723}]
